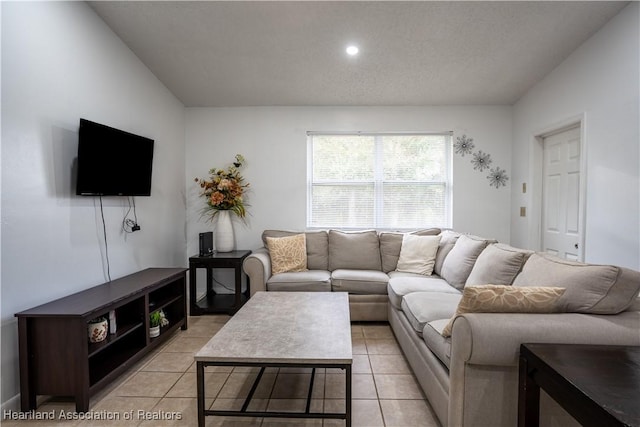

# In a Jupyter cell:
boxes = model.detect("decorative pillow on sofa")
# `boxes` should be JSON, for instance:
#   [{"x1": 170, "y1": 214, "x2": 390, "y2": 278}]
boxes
[
  {"x1": 262, "y1": 230, "x2": 328, "y2": 270},
  {"x1": 433, "y1": 230, "x2": 461, "y2": 276},
  {"x1": 513, "y1": 253, "x2": 640, "y2": 314},
  {"x1": 466, "y1": 243, "x2": 532, "y2": 286},
  {"x1": 396, "y1": 234, "x2": 442, "y2": 275},
  {"x1": 328, "y1": 230, "x2": 381, "y2": 271},
  {"x1": 265, "y1": 234, "x2": 308, "y2": 275},
  {"x1": 379, "y1": 228, "x2": 441, "y2": 273},
  {"x1": 440, "y1": 234, "x2": 495, "y2": 290},
  {"x1": 441, "y1": 285, "x2": 566, "y2": 337}
]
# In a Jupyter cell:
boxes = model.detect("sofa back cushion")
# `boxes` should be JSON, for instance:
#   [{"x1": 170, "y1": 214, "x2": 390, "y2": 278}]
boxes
[
  {"x1": 513, "y1": 253, "x2": 640, "y2": 314},
  {"x1": 328, "y1": 230, "x2": 381, "y2": 271},
  {"x1": 466, "y1": 243, "x2": 532, "y2": 286},
  {"x1": 440, "y1": 234, "x2": 493, "y2": 290},
  {"x1": 379, "y1": 228, "x2": 441, "y2": 273},
  {"x1": 262, "y1": 230, "x2": 328, "y2": 270},
  {"x1": 433, "y1": 230, "x2": 461, "y2": 276}
]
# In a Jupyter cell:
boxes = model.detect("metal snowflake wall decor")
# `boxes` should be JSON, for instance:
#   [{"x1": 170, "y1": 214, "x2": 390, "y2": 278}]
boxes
[
  {"x1": 471, "y1": 150, "x2": 492, "y2": 172},
  {"x1": 488, "y1": 167, "x2": 509, "y2": 188},
  {"x1": 454, "y1": 133, "x2": 509, "y2": 189},
  {"x1": 454, "y1": 135, "x2": 475, "y2": 156}
]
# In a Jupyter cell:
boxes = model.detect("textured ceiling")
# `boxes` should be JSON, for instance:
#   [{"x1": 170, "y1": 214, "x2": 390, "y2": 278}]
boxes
[{"x1": 90, "y1": 1, "x2": 628, "y2": 107}]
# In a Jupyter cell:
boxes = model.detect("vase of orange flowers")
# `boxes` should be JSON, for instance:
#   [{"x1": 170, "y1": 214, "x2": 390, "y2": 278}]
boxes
[{"x1": 195, "y1": 154, "x2": 249, "y2": 252}]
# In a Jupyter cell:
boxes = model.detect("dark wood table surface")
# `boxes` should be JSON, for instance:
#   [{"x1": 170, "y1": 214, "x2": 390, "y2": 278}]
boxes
[{"x1": 518, "y1": 343, "x2": 640, "y2": 427}]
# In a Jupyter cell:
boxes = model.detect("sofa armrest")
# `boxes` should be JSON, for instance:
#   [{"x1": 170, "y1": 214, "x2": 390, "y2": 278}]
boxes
[
  {"x1": 243, "y1": 247, "x2": 271, "y2": 296},
  {"x1": 450, "y1": 310, "x2": 640, "y2": 367}
]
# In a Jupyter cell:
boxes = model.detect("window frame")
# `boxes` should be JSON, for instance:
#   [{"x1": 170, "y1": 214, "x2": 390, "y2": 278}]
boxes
[{"x1": 306, "y1": 131, "x2": 453, "y2": 230}]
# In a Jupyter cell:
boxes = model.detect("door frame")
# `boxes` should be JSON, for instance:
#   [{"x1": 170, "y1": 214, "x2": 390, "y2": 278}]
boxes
[{"x1": 529, "y1": 113, "x2": 587, "y2": 261}]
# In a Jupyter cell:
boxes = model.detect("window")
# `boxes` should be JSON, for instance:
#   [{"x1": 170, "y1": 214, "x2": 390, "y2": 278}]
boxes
[{"x1": 307, "y1": 132, "x2": 452, "y2": 229}]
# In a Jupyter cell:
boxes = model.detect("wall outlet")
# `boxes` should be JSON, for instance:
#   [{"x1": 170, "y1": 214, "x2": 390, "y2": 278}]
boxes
[{"x1": 520, "y1": 207, "x2": 526, "y2": 217}]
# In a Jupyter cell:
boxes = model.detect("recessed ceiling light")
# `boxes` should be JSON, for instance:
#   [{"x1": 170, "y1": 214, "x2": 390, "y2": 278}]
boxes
[{"x1": 346, "y1": 45, "x2": 359, "y2": 56}]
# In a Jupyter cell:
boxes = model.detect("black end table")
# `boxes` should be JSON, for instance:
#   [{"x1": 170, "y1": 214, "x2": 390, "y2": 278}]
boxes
[
  {"x1": 189, "y1": 250, "x2": 251, "y2": 315},
  {"x1": 518, "y1": 343, "x2": 640, "y2": 427}
]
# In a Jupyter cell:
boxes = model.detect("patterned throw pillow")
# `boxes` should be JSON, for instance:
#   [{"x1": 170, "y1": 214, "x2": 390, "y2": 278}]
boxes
[
  {"x1": 441, "y1": 285, "x2": 565, "y2": 337},
  {"x1": 266, "y1": 234, "x2": 308, "y2": 275}
]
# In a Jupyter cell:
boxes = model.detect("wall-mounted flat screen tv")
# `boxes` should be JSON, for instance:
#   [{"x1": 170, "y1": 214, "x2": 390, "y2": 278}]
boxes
[{"x1": 76, "y1": 118, "x2": 154, "y2": 196}]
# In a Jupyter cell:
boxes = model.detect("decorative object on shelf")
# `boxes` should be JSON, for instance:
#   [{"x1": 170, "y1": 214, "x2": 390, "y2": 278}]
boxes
[
  {"x1": 149, "y1": 309, "x2": 169, "y2": 338},
  {"x1": 454, "y1": 133, "x2": 509, "y2": 189},
  {"x1": 87, "y1": 317, "x2": 108, "y2": 343},
  {"x1": 488, "y1": 167, "x2": 509, "y2": 188},
  {"x1": 195, "y1": 154, "x2": 250, "y2": 252},
  {"x1": 471, "y1": 150, "x2": 492, "y2": 172},
  {"x1": 454, "y1": 135, "x2": 475, "y2": 156}
]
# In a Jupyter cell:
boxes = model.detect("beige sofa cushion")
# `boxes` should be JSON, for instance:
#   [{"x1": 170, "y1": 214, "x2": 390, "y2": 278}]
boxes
[
  {"x1": 466, "y1": 243, "x2": 532, "y2": 286},
  {"x1": 263, "y1": 230, "x2": 328, "y2": 270},
  {"x1": 266, "y1": 270, "x2": 331, "y2": 292},
  {"x1": 387, "y1": 275, "x2": 460, "y2": 309},
  {"x1": 433, "y1": 230, "x2": 461, "y2": 276},
  {"x1": 513, "y1": 253, "x2": 640, "y2": 314},
  {"x1": 379, "y1": 228, "x2": 441, "y2": 273},
  {"x1": 440, "y1": 235, "x2": 493, "y2": 290},
  {"x1": 331, "y1": 269, "x2": 388, "y2": 294},
  {"x1": 423, "y1": 319, "x2": 452, "y2": 368},
  {"x1": 328, "y1": 230, "x2": 381, "y2": 271},
  {"x1": 400, "y1": 292, "x2": 462, "y2": 335},
  {"x1": 442, "y1": 284, "x2": 565, "y2": 337},
  {"x1": 265, "y1": 234, "x2": 308, "y2": 274}
]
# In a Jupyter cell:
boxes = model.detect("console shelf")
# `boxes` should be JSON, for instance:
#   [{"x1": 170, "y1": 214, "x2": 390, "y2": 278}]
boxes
[{"x1": 15, "y1": 268, "x2": 188, "y2": 412}]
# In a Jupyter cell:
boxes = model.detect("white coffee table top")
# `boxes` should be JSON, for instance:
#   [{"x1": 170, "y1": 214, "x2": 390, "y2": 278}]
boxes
[{"x1": 195, "y1": 292, "x2": 352, "y2": 365}]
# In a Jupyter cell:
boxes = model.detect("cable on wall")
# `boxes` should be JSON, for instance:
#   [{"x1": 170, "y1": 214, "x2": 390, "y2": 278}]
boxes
[
  {"x1": 99, "y1": 196, "x2": 112, "y2": 282},
  {"x1": 122, "y1": 196, "x2": 141, "y2": 233}
]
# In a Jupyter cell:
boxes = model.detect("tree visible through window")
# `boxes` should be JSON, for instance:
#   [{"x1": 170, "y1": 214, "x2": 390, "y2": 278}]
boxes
[{"x1": 307, "y1": 132, "x2": 452, "y2": 229}]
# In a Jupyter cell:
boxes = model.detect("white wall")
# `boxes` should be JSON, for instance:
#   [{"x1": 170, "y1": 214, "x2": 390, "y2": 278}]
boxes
[
  {"x1": 1, "y1": 2, "x2": 186, "y2": 408},
  {"x1": 511, "y1": 3, "x2": 639, "y2": 269},
  {"x1": 185, "y1": 106, "x2": 512, "y2": 255}
]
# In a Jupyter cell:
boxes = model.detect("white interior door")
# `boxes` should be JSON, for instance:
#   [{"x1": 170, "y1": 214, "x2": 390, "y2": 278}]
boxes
[{"x1": 541, "y1": 125, "x2": 582, "y2": 261}]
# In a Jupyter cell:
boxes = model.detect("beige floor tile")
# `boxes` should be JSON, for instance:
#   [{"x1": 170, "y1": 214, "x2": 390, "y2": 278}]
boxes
[
  {"x1": 189, "y1": 315, "x2": 230, "y2": 325},
  {"x1": 352, "y1": 354, "x2": 372, "y2": 374},
  {"x1": 374, "y1": 374, "x2": 425, "y2": 399},
  {"x1": 114, "y1": 371, "x2": 182, "y2": 397},
  {"x1": 369, "y1": 354, "x2": 412, "y2": 374},
  {"x1": 218, "y1": 372, "x2": 276, "y2": 399},
  {"x1": 137, "y1": 397, "x2": 213, "y2": 427},
  {"x1": 180, "y1": 321, "x2": 224, "y2": 338},
  {"x1": 1, "y1": 400, "x2": 82, "y2": 427},
  {"x1": 352, "y1": 337, "x2": 368, "y2": 355},
  {"x1": 209, "y1": 397, "x2": 268, "y2": 412},
  {"x1": 271, "y1": 373, "x2": 313, "y2": 399},
  {"x1": 362, "y1": 324, "x2": 394, "y2": 339},
  {"x1": 323, "y1": 374, "x2": 345, "y2": 399},
  {"x1": 351, "y1": 324, "x2": 364, "y2": 339},
  {"x1": 352, "y1": 374, "x2": 378, "y2": 399},
  {"x1": 78, "y1": 396, "x2": 160, "y2": 427},
  {"x1": 161, "y1": 336, "x2": 212, "y2": 354},
  {"x1": 141, "y1": 351, "x2": 195, "y2": 372},
  {"x1": 261, "y1": 400, "x2": 323, "y2": 426},
  {"x1": 166, "y1": 372, "x2": 229, "y2": 399},
  {"x1": 380, "y1": 399, "x2": 441, "y2": 427},
  {"x1": 365, "y1": 338, "x2": 402, "y2": 355},
  {"x1": 324, "y1": 399, "x2": 384, "y2": 427}
]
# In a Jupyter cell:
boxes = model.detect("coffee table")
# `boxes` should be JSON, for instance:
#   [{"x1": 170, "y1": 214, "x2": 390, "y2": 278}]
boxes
[{"x1": 195, "y1": 292, "x2": 353, "y2": 426}]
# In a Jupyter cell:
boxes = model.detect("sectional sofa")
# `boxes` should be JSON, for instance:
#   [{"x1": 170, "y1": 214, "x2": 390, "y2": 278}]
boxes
[{"x1": 242, "y1": 229, "x2": 640, "y2": 427}]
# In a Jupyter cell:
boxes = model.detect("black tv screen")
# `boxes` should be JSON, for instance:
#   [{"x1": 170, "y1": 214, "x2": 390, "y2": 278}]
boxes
[{"x1": 76, "y1": 118, "x2": 154, "y2": 196}]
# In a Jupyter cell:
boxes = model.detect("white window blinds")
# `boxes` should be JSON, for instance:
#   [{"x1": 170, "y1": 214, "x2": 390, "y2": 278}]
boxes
[{"x1": 307, "y1": 132, "x2": 452, "y2": 229}]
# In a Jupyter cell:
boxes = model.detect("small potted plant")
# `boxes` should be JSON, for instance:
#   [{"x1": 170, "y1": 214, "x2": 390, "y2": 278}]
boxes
[
  {"x1": 149, "y1": 310, "x2": 169, "y2": 338},
  {"x1": 87, "y1": 316, "x2": 108, "y2": 343}
]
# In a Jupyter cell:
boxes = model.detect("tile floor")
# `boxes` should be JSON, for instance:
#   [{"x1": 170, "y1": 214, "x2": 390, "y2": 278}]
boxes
[{"x1": 3, "y1": 316, "x2": 441, "y2": 427}]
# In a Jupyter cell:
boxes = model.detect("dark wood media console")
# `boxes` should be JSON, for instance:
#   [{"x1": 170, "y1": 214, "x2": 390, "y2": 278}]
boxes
[{"x1": 15, "y1": 268, "x2": 188, "y2": 412}]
